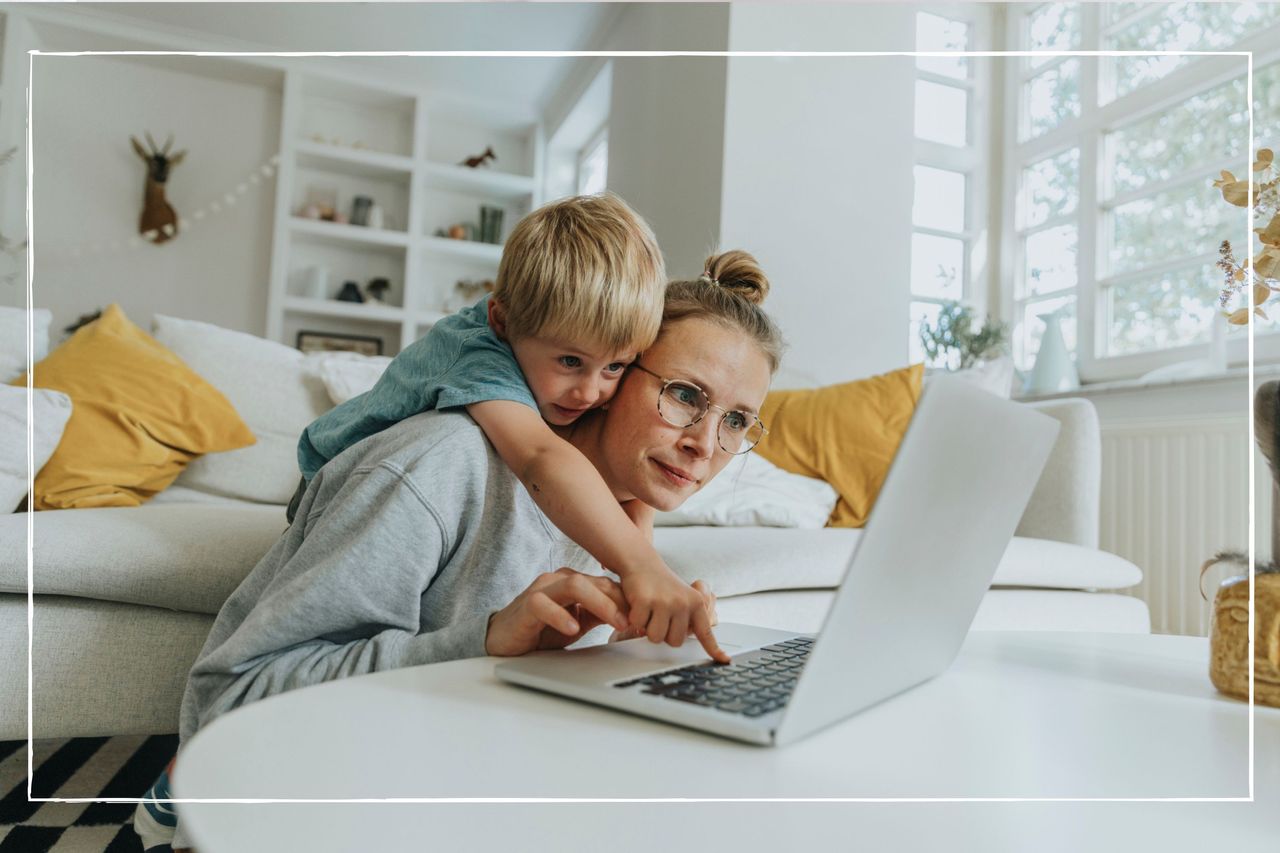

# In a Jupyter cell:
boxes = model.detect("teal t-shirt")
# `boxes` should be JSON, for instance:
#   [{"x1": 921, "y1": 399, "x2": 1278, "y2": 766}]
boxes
[{"x1": 297, "y1": 296, "x2": 535, "y2": 480}]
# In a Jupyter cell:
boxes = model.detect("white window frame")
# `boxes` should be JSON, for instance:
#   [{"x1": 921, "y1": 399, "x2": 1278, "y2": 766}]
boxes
[
  {"x1": 576, "y1": 123, "x2": 608, "y2": 196},
  {"x1": 1002, "y1": 3, "x2": 1280, "y2": 383},
  {"x1": 910, "y1": 5, "x2": 995, "y2": 364}
]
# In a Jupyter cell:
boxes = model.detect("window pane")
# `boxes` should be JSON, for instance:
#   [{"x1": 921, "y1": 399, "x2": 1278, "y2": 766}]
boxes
[
  {"x1": 1106, "y1": 3, "x2": 1151, "y2": 25},
  {"x1": 1254, "y1": 62, "x2": 1280, "y2": 149},
  {"x1": 577, "y1": 136, "x2": 608, "y2": 195},
  {"x1": 1023, "y1": 225, "x2": 1077, "y2": 298},
  {"x1": 913, "y1": 166, "x2": 966, "y2": 232},
  {"x1": 909, "y1": 301, "x2": 946, "y2": 367},
  {"x1": 916, "y1": 12, "x2": 969, "y2": 80},
  {"x1": 1020, "y1": 148, "x2": 1079, "y2": 229},
  {"x1": 1023, "y1": 59, "x2": 1080, "y2": 139},
  {"x1": 1106, "y1": 263, "x2": 1218, "y2": 355},
  {"x1": 1109, "y1": 180, "x2": 1246, "y2": 275},
  {"x1": 1109, "y1": 72, "x2": 1250, "y2": 195},
  {"x1": 1027, "y1": 4, "x2": 1080, "y2": 68},
  {"x1": 1014, "y1": 295, "x2": 1076, "y2": 373},
  {"x1": 911, "y1": 233, "x2": 965, "y2": 299},
  {"x1": 1105, "y1": 3, "x2": 1280, "y2": 99},
  {"x1": 915, "y1": 80, "x2": 968, "y2": 146}
]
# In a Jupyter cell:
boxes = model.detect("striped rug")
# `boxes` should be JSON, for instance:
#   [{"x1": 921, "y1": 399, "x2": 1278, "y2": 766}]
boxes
[{"x1": 0, "y1": 735, "x2": 177, "y2": 852}]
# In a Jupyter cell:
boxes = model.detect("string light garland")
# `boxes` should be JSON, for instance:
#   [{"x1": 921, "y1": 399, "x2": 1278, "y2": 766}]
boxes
[{"x1": 51, "y1": 153, "x2": 280, "y2": 260}]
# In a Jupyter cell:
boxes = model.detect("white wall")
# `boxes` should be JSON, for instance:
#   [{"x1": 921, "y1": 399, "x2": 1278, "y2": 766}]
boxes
[
  {"x1": 30, "y1": 53, "x2": 280, "y2": 338},
  {"x1": 599, "y1": 3, "x2": 730, "y2": 283},
  {"x1": 719, "y1": 4, "x2": 916, "y2": 384}
]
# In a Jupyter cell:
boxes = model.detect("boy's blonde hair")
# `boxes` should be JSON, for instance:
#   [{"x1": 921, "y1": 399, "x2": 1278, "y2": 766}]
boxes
[{"x1": 493, "y1": 193, "x2": 666, "y2": 352}]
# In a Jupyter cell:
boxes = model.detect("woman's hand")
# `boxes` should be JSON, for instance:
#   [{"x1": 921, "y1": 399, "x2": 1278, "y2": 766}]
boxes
[
  {"x1": 610, "y1": 579, "x2": 718, "y2": 643},
  {"x1": 485, "y1": 567, "x2": 631, "y2": 657}
]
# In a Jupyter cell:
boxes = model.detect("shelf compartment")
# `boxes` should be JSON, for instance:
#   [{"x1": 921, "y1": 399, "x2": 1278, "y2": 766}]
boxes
[
  {"x1": 421, "y1": 162, "x2": 535, "y2": 201},
  {"x1": 294, "y1": 140, "x2": 415, "y2": 180},
  {"x1": 421, "y1": 235, "x2": 503, "y2": 264},
  {"x1": 284, "y1": 295, "x2": 406, "y2": 324},
  {"x1": 290, "y1": 218, "x2": 410, "y2": 251},
  {"x1": 298, "y1": 77, "x2": 415, "y2": 158}
]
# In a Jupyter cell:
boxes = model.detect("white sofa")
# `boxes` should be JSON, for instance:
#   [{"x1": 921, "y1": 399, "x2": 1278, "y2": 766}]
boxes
[{"x1": 0, "y1": 316, "x2": 1148, "y2": 740}]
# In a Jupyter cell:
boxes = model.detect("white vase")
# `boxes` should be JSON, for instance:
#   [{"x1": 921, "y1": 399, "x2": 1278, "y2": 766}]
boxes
[{"x1": 1027, "y1": 308, "x2": 1079, "y2": 393}]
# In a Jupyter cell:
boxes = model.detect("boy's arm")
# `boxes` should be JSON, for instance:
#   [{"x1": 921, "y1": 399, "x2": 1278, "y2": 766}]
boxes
[
  {"x1": 621, "y1": 498, "x2": 656, "y2": 542},
  {"x1": 469, "y1": 400, "x2": 727, "y2": 663}
]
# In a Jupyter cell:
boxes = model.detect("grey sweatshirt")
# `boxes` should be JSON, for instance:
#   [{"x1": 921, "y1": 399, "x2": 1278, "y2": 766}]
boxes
[{"x1": 177, "y1": 409, "x2": 600, "y2": 745}]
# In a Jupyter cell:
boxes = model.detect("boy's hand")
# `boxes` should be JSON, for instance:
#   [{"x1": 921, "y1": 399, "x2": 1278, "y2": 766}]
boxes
[
  {"x1": 611, "y1": 579, "x2": 718, "y2": 643},
  {"x1": 622, "y1": 567, "x2": 730, "y2": 664}
]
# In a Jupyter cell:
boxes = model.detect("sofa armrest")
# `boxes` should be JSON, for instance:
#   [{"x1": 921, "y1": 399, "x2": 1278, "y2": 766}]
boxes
[{"x1": 1015, "y1": 397, "x2": 1101, "y2": 549}]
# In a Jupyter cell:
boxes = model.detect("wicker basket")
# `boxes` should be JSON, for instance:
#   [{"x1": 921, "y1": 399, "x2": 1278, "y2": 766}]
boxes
[{"x1": 1209, "y1": 572, "x2": 1280, "y2": 707}]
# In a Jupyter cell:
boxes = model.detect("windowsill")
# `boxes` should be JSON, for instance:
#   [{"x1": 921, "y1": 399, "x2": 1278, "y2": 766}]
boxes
[{"x1": 1014, "y1": 362, "x2": 1280, "y2": 403}]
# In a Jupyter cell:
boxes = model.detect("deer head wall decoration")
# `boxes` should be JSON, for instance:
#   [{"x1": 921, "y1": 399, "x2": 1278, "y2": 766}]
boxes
[{"x1": 130, "y1": 132, "x2": 186, "y2": 244}]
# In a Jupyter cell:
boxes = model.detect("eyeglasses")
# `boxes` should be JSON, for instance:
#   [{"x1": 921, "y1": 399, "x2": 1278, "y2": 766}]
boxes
[{"x1": 629, "y1": 363, "x2": 767, "y2": 455}]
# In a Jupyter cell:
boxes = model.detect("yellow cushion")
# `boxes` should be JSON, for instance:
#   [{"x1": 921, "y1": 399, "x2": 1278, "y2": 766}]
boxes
[
  {"x1": 11, "y1": 304, "x2": 255, "y2": 510},
  {"x1": 754, "y1": 363, "x2": 924, "y2": 528}
]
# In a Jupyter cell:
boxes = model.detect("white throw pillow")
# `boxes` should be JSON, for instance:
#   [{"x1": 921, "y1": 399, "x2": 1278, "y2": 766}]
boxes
[
  {"x1": 152, "y1": 314, "x2": 334, "y2": 504},
  {"x1": 654, "y1": 452, "x2": 839, "y2": 528},
  {"x1": 314, "y1": 351, "x2": 393, "y2": 405},
  {"x1": 0, "y1": 385, "x2": 72, "y2": 511},
  {"x1": 0, "y1": 306, "x2": 52, "y2": 382},
  {"x1": 925, "y1": 355, "x2": 1014, "y2": 399}
]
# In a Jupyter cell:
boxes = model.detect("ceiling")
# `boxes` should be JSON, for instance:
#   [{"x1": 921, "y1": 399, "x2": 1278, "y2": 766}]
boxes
[{"x1": 66, "y1": 2, "x2": 624, "y2": 109}]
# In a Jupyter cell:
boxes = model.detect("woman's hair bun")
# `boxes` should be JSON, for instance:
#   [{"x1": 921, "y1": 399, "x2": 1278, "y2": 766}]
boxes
[{"x1": 702, "y1": 250, "x2": 770, "y2": 305}]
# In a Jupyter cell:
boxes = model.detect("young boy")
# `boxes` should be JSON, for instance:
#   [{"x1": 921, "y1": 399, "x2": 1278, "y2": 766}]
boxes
[{"x1": 292, "y1": 193, "x2": 726, "y2": 662}]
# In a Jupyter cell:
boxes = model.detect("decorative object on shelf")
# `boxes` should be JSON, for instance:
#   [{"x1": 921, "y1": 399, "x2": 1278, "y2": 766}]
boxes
[
  {"x1": 1025, "y1": 306, "x2": 1078, "y2": 394},
  {"x1": 302, "y1": 265, "x2": 329, "y2": 300},
  {"x1": 1201, "y1": 553, "x2": 1280, "y2": 708},
  {"x1": 366, "y1": 203, "x2": 384, "y2": 230},
  {"x1": 308, "y1": 133, "x2": 370, "y2": 151},
  {"x1": 130, "y1": 131, "x2": 187, "y2": 245},
  {"x1": 336, "y1": 281, "x2": 364, "y2": 303},
  {"x1": 444, "y1": 223, "x2": 478, "y2": 241},
  {"x1": 918, "y1": 300, "x2": 1009, "y2": 370},
  {"x1": 297, "y1": 330, "x2": 383, "y2": 356},
  {"x1": 448, "y1": 278, "x2": 495, "y2": 311},
  {"x1": 479, "y1": 205, "x2": 505, "y2": 244},
  {"x1": 1215, "y1": 147, "x2": 1278, "y2": 325},
  {"x1": 460, "y1": 146, "x2": 497, "y2": 169},
  {"x1": 301, "y1": 185, "x2": 339, "y2": 221},
  {"x1": 350, "y1": 195, "x2": 373, "y2": 227},
  {"x1": 45, "y1": 153, "x2": 278, "y2": 263},
  {"x1": 366, "y1": 277, "x2": 391, "y2": 304}
]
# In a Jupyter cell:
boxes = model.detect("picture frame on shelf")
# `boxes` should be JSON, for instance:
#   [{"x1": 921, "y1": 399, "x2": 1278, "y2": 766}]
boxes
[{"x1": 296, "y1": 330, "x2": 384, "y2": 356}]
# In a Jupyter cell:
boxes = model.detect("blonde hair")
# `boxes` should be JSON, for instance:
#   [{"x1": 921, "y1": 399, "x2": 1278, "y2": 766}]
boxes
[
  {"x1": 661, "y1": 250, "x2": 785, "y2": 372},
  {"x1": 493, "y1": 193, "x2": 666, "y2": 352}
]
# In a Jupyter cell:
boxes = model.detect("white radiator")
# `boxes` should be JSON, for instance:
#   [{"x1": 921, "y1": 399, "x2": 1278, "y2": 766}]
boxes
[{"x1": 1100, "y1": 416, "x2": 1269, "y2": 636}]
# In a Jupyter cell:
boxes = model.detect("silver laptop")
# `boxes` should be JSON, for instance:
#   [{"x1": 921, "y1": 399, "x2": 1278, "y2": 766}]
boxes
[{"x1": 496, "y1": 376, "x2": 1060, "y2": 746}]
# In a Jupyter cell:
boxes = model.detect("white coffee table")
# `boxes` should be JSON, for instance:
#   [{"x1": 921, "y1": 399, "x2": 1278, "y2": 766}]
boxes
[{"x1": 176, "y1": 632, "x2": 1278, "y2": 851}]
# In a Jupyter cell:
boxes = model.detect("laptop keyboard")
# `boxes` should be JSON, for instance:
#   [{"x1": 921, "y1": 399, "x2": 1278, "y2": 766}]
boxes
[{"x1": 613, "y1": 637, "x2": 813, "y2": 718}]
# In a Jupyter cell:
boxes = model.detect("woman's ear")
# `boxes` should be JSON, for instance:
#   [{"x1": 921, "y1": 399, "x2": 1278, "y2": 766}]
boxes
[{"x1": 487, "y1": 297, "x2": 509, "y2": 339}]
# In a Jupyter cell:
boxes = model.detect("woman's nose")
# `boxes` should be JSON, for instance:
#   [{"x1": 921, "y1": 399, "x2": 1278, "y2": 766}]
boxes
[{"x1": 679, "y1": 416, "x2": 718, "y2": 458}]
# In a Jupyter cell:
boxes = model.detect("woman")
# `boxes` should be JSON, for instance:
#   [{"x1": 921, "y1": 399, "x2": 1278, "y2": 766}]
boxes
[{"x1": 144, "y1": 250, "x2": 784, "y2": 850}]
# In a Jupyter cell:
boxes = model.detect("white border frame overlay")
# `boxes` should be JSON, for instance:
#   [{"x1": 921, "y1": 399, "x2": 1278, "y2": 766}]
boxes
[{"x1": 24, "y1": 47, "x2": 1259, "y2": 807}]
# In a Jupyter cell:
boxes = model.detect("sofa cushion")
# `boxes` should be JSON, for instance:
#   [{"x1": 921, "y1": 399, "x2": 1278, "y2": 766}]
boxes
[
  {"x1": 654, "y1": 527, "x2": 1141, "y2": 598},
  {"x1": 0, "y1": 306, "x2": 51, "y2": 383},
  {"x1": 1, "y1": 508, "x2": 1140, "y2": 617},
  {"x1": 754, "y1": 364, "x2": 923, "y2": 528},
  {"x1": 15, "y1": 305, "x2": 256, "y2": 510},
  {"x1": 654, "y1": 452, "x2": 838, "y2": 529},
  {"x1": 0, "y1": 385, "x2": 72, "y2": 512},
  {"x1": 0, "y1": 505, "x2": 287, "y2": 614},
  {"x1": 154, "y1": 314, "x2": 334, "y2": 505}
]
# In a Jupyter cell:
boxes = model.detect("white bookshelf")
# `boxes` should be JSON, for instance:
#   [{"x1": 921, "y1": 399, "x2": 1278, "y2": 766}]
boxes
[{"x1": 266, "y1": 68, "x2": 543, "y2": 355}]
